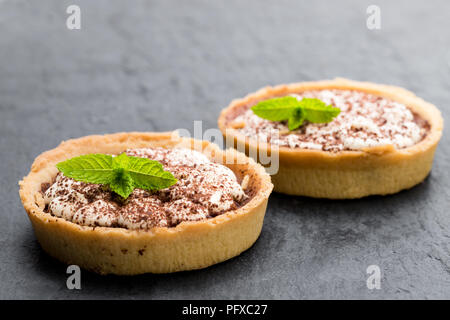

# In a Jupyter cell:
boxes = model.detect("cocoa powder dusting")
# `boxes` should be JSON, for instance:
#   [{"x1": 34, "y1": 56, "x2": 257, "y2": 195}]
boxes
[
  {"x1": 43, "y1": 148, "x2": 249, "y2": 230},
  {"x1": 232, "y1": 89, "x2": 430, "y2": 152}
]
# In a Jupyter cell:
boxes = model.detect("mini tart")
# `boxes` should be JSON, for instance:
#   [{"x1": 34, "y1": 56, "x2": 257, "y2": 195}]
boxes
[
  {"x1": 218, "y1": 78, "x2": 443, "y2": 199},
  {"x1": 19, "y1": 132, "x2": 273, "y2": 275}
]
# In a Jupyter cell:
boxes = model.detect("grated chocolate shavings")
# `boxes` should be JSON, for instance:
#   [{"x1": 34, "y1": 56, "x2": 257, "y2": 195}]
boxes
[
  {"x1": 43, "y1": 148, "x2": 248, "y2": 230},
  {"x1": 233, "y1": 89, "x2": 430, "y2": 152}
]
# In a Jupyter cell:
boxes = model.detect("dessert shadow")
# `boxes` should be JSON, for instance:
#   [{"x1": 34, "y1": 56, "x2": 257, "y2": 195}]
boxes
[
  {"x1": 268, "y1": 173, "x2": 432, "y2": 218},
  {"x1": 19, "y1": 229, "x2": 266, "y2": 298}
]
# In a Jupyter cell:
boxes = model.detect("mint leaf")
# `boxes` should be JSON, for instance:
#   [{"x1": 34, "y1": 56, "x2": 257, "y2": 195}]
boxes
[
  {"x1": 127, "y1": 156, "x2": 178, "y2": 190},
  {"x1": 109, "y1": 168, "x2": 135, "y2": 199},
  {"x1": 56, "y1": 154, "x2": 115, "y2": 185},
  {"x1": 56, "y1": 153, "x2": 178, "y2": 199},
  {"x1": 301, "y1": 98, "x2": 341, "y2": 123},
  {"x1": 112, "y1": 152, "x2": 130, "y2": 169},
  {"x1": 251, "y1": 96, "x2": 301, "y2": 121},
  {"x1": 288, "y1": 108, "x2": 304, "y2": 131},
  {"x1": 251, "y1": 96, "x2": 340, "y2": 131}
]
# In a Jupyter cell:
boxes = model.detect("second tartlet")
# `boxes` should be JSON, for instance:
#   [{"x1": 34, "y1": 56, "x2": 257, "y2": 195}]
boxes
[{"x1": 218, "y1": 78, "x2": 443, "y2": 199}]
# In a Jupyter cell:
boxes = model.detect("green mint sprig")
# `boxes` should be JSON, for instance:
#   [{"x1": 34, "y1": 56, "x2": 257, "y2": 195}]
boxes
[
  {"x1": 56, "y1": 153, "x2": 178, "y2": 199},
  {"x1": 251, "y1": 97, "x2": 341, "y2": 130}
]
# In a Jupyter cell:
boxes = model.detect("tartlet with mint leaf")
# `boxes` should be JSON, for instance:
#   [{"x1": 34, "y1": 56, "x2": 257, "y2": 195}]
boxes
[
  {"x1": 19, "y1": 132, "x2": 273, "y2": 274},
  {"x1": 218, "y1": 78, "x2": 443, "y2": 198}
]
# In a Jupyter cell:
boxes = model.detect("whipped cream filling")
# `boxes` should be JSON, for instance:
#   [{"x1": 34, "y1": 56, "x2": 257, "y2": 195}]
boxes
[
  {"x1": 232, "y1": 89, "x2": 429, "y2": 152},
  {"x1": 43, "y1": 148, "x2": 247, "y2": 230}
]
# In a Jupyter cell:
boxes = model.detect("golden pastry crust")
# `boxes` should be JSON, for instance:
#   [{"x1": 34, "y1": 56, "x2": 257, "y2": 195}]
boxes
[
  {"x1": 218, "y1": 78, "x2": 443, "y2": 198},
  {"x1": 19, "y1": 132, "x2": 273, "y2": 275}
]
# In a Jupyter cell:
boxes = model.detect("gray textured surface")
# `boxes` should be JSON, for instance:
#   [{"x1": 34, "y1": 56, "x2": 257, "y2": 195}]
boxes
[{"x1": 1, "y1": 0, "x2": 449, "y2": 299}]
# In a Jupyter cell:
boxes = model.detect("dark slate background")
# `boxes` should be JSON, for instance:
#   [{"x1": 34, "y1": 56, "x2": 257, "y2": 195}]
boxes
[{"x1": 1, "y1": 0, "x2": 449, "y2": 299}]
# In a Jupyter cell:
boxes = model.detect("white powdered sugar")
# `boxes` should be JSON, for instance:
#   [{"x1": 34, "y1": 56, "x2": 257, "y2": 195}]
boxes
[{"x1": 233, "y1": 89, "x2": 428, "y2": 152}]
